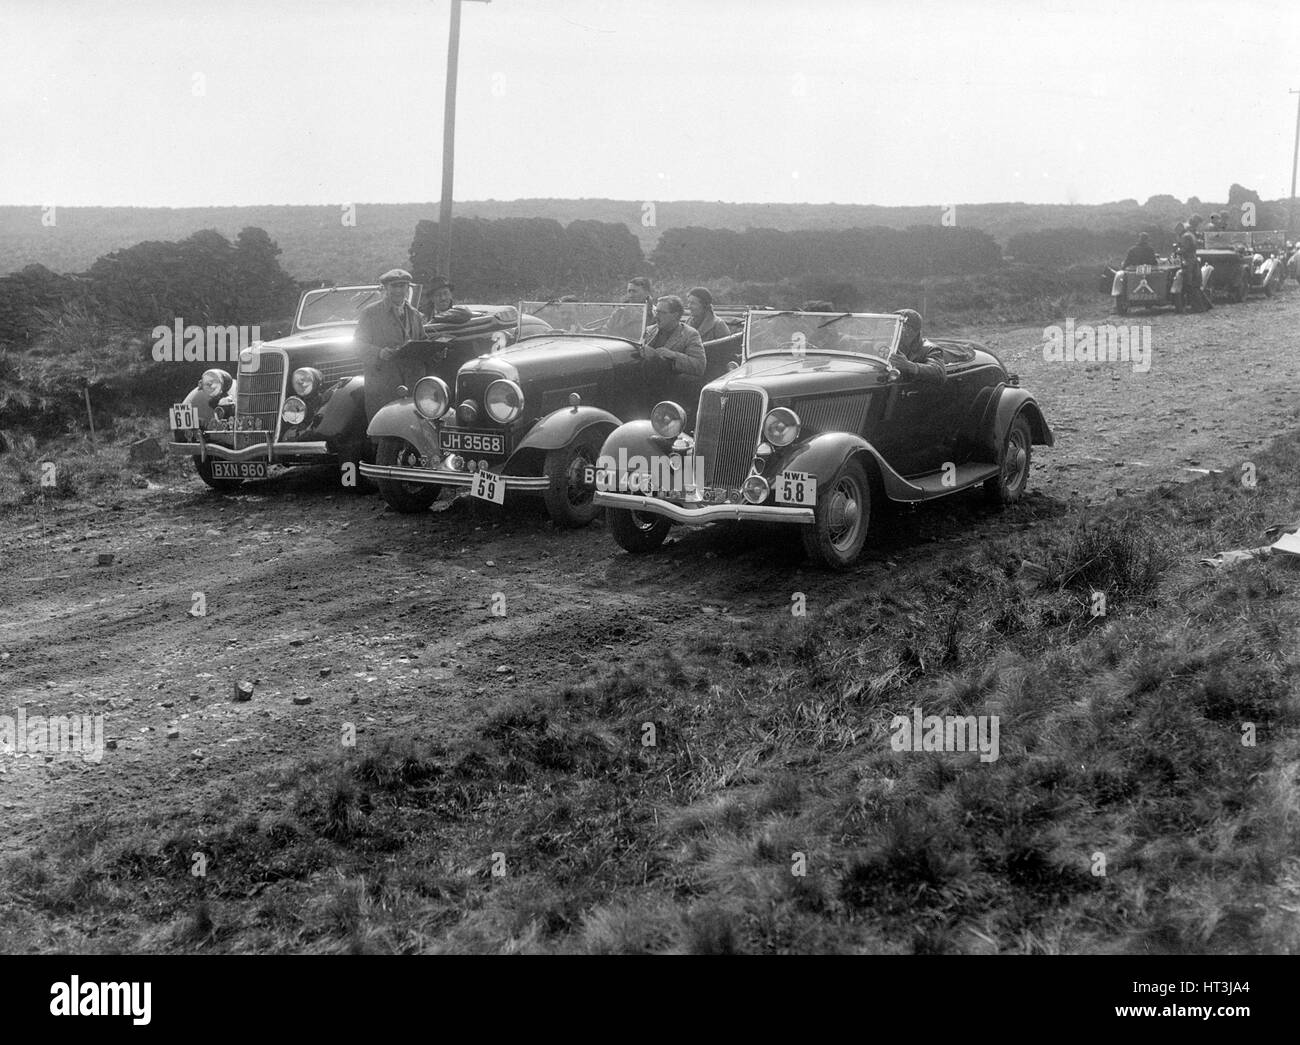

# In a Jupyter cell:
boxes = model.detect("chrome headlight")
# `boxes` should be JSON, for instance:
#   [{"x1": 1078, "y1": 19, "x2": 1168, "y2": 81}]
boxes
[
  {"x1": 484, "y1": 379, "x2": 524, "y2": 424},
  {"x1": 650, "y1": 401, "x2": 686, "y2": 439},
  {"x1": 414, "y1": 376, "x2": 450, "y2": 420},
  {"x1": 742, "y1": 475, "x2": 770, "y2": 504},
  {"x1": 292, "y1": 367, "x2": 323, "y2": 397},
  {"x1": 763, "y1": 407, "x2": 801, "y2": 447},
  {"x1": 200, "y1": 368, "x2": 232, "y2": 398},
  {"x1": 281, "y1": 396, "x2": 307, "y2": 425}
]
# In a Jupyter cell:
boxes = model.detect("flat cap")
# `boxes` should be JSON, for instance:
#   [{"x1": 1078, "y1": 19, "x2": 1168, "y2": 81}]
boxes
[
  {"x1": 894, "y1": 308, "x2": 923, "y2": 330},
  {"x1": 378, "y1": 268, "x2": 414, "y2": 284}
]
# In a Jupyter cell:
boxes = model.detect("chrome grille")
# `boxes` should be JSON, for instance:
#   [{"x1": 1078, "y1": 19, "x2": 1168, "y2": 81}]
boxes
[
  {"x1": 695, "y1": 389, "x2": 763, "y2": 488},
  {"x1": 237, "y1": 351, "x2": 285, "y2": 436},
  {"x1": 795, "y1": 393, "x2": 870, "y2": 435},
  {"x1": 318, "y1": 357, "x2": 362, "y2": 384}
]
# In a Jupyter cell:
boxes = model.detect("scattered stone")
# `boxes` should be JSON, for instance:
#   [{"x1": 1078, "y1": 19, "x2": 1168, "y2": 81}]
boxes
[
  {"x1": 292, "y1": 695, "x2": 312, "y2": 706},
  {"x1": 319, "y1": 667, "x2": 332, "y2": 678},
  {"x1": 105, "y1": 739, "x2": 118, "y2": 751},
  {"x1": 128, "y1": 437, "x2": 163, "y2": 464},
  {"x1": 95, "y1": 553, "x2": 115, "y2": 566},
  {"x1": 233, "y1": 680, "x2": 255, "y2": 702},
  {"x1": 496, "y1": 665, "x2": 512, "y2": 674},
  {"x1": 485, "y1": 560, "x2": 496, "y2": 567},
  {"x1": 160, "y1": 700, "x2": 174, "y2": 708},
  {"x1": 166, "y1": 727, "x2": 180, "y2": 740},
  {"x1": 289, "y1": 638, "x2": 304, "y2": 647},
  {"x1": 93, "y1": 696, "x2": 109, "y2": 706}
]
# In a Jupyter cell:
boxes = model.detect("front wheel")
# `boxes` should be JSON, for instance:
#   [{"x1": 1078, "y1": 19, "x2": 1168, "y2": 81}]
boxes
[
  {"x1": 801, "y1": 458, "x2": 870, "y2": 569},
  {"x1": 542, "y1": 429, "x2": 605, "y2": 528},
  {"x1": 984, "y1": 416, "x2": 1032, "y2": 505},
  {"x1": 607, "y1": 507, "x2": 671, "y2": 553},
  {"x1": 194, "y1": 458, "x2": 243, "y2": 493},
  {"x1": 374, "y1": 437, "x2": 439, "y2": 513}
]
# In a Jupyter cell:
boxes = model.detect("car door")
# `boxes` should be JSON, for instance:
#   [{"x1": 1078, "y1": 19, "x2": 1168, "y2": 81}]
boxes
[{"x1": 873, "y1": 374, "x2": 952, "y2": 477}]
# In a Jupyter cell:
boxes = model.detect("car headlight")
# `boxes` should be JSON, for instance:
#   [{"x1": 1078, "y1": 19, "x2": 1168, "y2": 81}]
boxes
[
  {"x1": 650, "y1": 401, "x2": 686, "y2": 439},
  {"x1": 200, "y1": 369, "x2": 232, "y2": 398},
  {"x1": 281, "y1": 396, "x2": 307, "y2": 425},
  {"x1": 292, "y1": 367, "x2": 323, "y2": 397},
  {"x1": 484, "y1": 379, "x2": 524, "y2": 424},
  {"x1": 763, "y1": 407, "x2": 801, "y2": 447},
  {"x1": 742, "y1": 475, "x2": 770, "y2": 504},
  {"x1": 414, "y1": 376, "x2": 450, "y2": 420}
]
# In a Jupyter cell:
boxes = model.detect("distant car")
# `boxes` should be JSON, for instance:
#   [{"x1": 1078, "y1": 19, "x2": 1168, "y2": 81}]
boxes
[
  {"x1": 1106, "y1": 261, "x2": 1186, "y2": 313},
  {"x1": 359, "y1": 300, "x2": 743, "y2": 526},
  {"x1": 165, "y1": 285, "x2": 532, "y2": 492},
  {"x1": 591, "y1": 309, "x2": 1054, "y2": 569},
  {"x1": 1241, "y1": 231, "x2": 1288, "y2": 298},
  {"x1": 1198, "y1": 231, "x2": 1252, "y2": 304}
]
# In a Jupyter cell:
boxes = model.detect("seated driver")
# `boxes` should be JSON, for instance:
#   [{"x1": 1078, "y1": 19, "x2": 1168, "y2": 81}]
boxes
[
  {"x1": 424, "y1": 275, "x2": 473, "y2": 326},
  {"x1": 891, "y1": 309, "x2": 946, "y2": 387}
]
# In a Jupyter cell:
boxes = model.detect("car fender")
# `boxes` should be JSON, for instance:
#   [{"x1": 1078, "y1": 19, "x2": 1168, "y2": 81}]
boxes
[
  {"x1": 365, "y1": 397, "x2": 440, "y2": 456},
  {"x1": 311, "y1": 376, "x2": 367, "y2": 446},
  {"x1": 595, "y1": 419, "x2": 672, "y2": 471},
  {"x1": 778, "y1": 433, "x2": 917, "y2": 501},
  {"x1": 1111, "y1": 270, "x2": 1124, "y2": 296},
  {"x1": 515, "y1": 405, "x2": 622, "y2": 454},
  {"x1": 983, "y1": 387, "x2": 1054, "y2": 459}
]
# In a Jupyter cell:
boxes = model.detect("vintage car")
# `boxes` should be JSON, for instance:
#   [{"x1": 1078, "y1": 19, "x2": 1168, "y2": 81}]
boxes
[
  {"x1": 165, "y1": 284, "x2": 535, "y2": 492},
  {"x1": 1197, "y1": 231, "x2": 1252, "y2": 303},
  {"x1": 1242, "y1": 231, "x2": 1288, "y2": 297},
  {"x1": 1107, "y1": 261, "x2": 1185, "y2": 313},
  {"x1": 358, "y1": 300, "x2": 743, "y2": 526},
  {"x1": 591, "y1": 309, "x2": 1054, "y2": 569}
]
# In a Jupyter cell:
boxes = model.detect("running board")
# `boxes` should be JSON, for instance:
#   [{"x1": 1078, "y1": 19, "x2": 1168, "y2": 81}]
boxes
[{"x1": 889, "y1": 462, "x2": 1000, "y2": 500}]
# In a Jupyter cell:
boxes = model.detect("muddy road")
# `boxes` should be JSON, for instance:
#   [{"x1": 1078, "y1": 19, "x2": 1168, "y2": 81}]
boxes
[{"x1": 2, "y1": 292, "x2": 1297, "y2": 859}]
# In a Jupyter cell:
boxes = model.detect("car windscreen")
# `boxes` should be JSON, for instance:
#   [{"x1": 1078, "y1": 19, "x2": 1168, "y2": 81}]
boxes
[
  {"x1": 519, "y1": 301, "x2": 646, "y2": 342},
  {"x1": 745, "y1": 312, "x2": 902, "y2": 361},
  {"x1": 297, "y1": 286, "x2": 417, "y2": 329}
]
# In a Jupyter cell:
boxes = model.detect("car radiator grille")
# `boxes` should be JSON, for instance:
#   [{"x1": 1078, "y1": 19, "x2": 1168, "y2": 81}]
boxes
[
  {"x1": 695, "y1": 389, "x2": 763, "y2": 488},
  {"x1": 237, "y1": 353, "x2": 285, "y2": 436},
  {"x1": 318, "y1": 357, "x2": 363, "y2": 384}
]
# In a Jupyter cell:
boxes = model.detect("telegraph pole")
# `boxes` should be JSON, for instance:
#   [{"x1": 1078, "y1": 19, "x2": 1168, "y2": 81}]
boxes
[
  {"x1": 1290, "y1": 89, "x2": 1300, "y2": 244},
  {"x1": 436, "y1": 0, "x2": 491, "y2": 280}
]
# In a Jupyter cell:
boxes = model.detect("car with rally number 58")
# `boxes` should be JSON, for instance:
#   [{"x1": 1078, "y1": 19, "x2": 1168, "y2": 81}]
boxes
[{"x1": 590, "y1": 309, "x2": 1054, "y2": 569}]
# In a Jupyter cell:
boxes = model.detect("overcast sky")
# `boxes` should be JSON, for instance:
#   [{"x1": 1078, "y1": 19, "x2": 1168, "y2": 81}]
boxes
[{"x1": 3, "y1": 0, "x2": 1298, "y2": 208}]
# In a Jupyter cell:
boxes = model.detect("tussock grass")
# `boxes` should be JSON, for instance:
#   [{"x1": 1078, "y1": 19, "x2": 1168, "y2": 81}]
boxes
[{"x1": 5, "y1": 434, "x2": 1300, "y2": 953}]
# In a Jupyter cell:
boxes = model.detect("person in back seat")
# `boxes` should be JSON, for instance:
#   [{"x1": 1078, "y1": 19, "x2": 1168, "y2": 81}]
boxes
[{"x1": 685, "y1": 287, "x2": 732, "y2": 342}]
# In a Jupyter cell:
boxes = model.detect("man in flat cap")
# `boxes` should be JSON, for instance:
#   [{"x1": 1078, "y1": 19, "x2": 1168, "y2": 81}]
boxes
[
  {"x1": 356, "y1": 269, "x2": 429, "y2": 422},
  {"x1": 891, "y1": 309, "x2": 946, "y2": 387}
]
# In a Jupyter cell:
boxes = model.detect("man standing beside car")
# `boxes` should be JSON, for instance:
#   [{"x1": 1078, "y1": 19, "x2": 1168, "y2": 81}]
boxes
[{"x1": 356, "y1": 269, "x2": 428, "y2": 422}]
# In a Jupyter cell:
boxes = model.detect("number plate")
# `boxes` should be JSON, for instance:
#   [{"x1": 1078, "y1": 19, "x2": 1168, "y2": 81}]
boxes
[
  {"x1": 470, "y1": 469, "x2": 505, "y2": 504},
  {"x1": 170, "y1": 404, "x2": 198, "y2": 430},
  {"x1": 440, "y1": 429, "x2": 504, "y2": 455},
  {"x1": 775, "y1": 471, "x2": 816, "y2": 506},
  {"x1": 211, "y1": 461, "x2": 267, "y2": 480}
]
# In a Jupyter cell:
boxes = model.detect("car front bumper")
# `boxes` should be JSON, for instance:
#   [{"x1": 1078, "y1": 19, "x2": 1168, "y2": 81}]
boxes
[
  {"x1": 168, "y1": 434, "x2": 333, "y2": 461},
  {"x1": 358, "y1": 462, "x2": 551, "y2": 491},
  {"x1": 594, "y1": 491, "x2": 815, "y2": 525}
]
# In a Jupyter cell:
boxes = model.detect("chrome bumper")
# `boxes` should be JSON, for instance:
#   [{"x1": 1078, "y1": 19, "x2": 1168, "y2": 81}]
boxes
[
  {"x1": 595, "y1": 491, "x2": 815, "y2": 525},
  {"x1": 168, "y1": 437, "x2": 332, "y2": 461},
  {"x1": 358, "y1": 463, "x2": 551, "y2": 491}
]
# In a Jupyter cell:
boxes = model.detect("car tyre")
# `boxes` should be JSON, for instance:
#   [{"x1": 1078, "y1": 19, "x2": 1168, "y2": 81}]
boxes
[
  {"x1": 801, "y1": 458, "x2": 870, "y2": 570},
  {"x1": 607, "y1": 508, "x2": 671, "y2": 553},
  {"x1": 984, "y1": 415, "x2": 1032, "y2": 505},
  {"x1": 375, "y1": 437, "x2": 439, "y2": 513},
  {"x1": 195, "y1": 458, "x2": 243, "y2": 493},
  {"x1": 542, "y1": 428, "x2": 605, "y2": 528}
]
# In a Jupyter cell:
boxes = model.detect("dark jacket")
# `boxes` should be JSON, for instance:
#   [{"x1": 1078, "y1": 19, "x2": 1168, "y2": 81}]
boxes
[
  {"x1": 355, "y1": 298, "x2": 428, "y2": 421},
  {"x1": 1123, "y1": 243, "x2": 1158, "y2": 267},
  {"x1": 897, "y1": 338, "x2": 946, "y2": 387},
  {"x1": 689, "y1": 310, "x2": 732, "y2": 343}
]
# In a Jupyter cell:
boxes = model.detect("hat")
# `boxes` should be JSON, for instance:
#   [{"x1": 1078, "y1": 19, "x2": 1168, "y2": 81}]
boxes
[
  {"x1": 428, "y1": 274, "x2": 453, "y2": 291},
  {"x1": 894, "y1": 308, "x2": 923, "y2": 331},
  {"x1": 379, "y1": 268, "x2": 414, "y2": 285},
  {"x1": 687, "y1": 286, "x2": 713, "y2": 308}
]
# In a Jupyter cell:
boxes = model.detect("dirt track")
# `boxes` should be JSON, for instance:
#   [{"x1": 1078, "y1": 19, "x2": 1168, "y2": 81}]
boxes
[{"x1": 2, "y1": 291, "x2": 1297, "y2": 859}]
